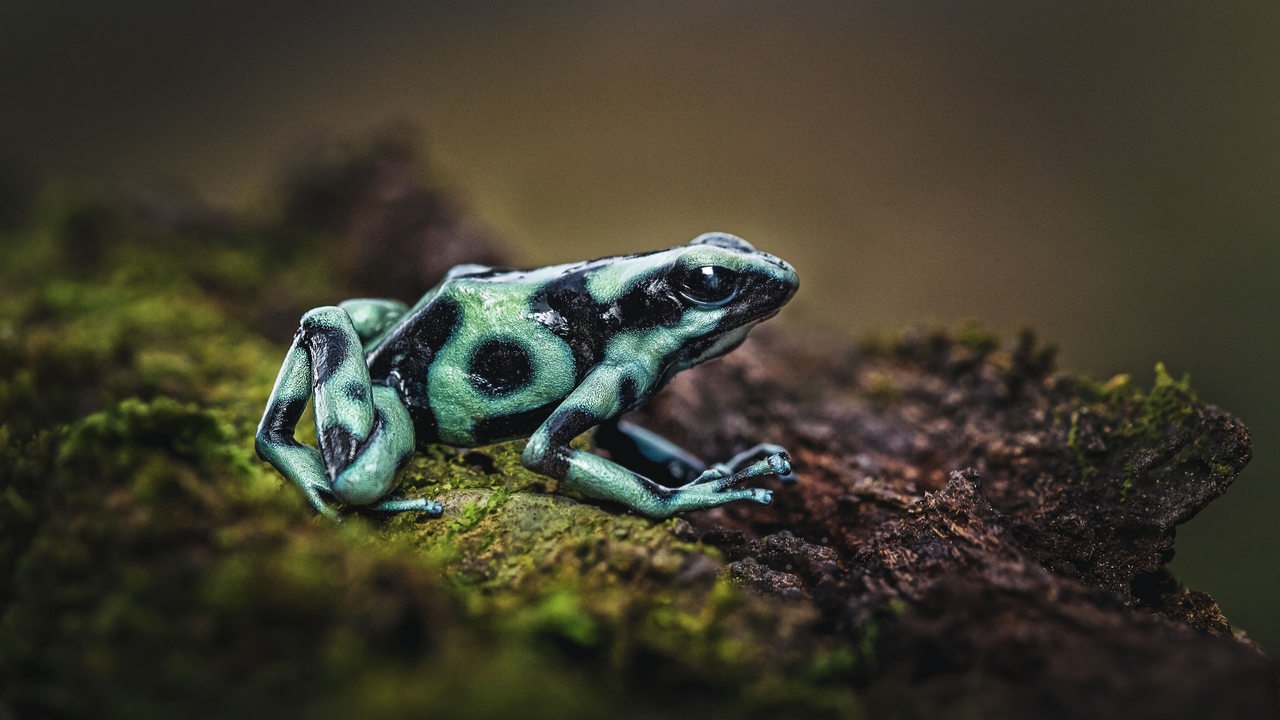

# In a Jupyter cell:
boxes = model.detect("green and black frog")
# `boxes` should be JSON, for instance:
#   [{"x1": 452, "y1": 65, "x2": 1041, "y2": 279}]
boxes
[{"x1": 256, "y1": 232, "x2": 799, "y2": 520}]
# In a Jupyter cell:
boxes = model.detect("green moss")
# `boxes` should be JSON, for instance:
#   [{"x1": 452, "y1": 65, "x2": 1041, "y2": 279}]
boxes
[
  {"x1": 1066, "y1": 411, "x2": 1091, "y2": 481},
  {"x1": 1066, "y1": 362, "x2": 1218, "y2": 505},
  {"x1": 449, "y1": 485, "x2": 513, "y2": 536},
  {"x1": 1139, "y1": 362, "x2": 1197, "y2": 434},
  {"x1": 1077, "y1": 364, "x2": 1195, "y2": 437},
  {"x1": 507, "y1": 588, "x2": 601, "y2": 647},
  {"x1": 1210, "y1": 461, "x2": 1235, "y2": 478},
  {"x1": 0, "y1": 391, "x2": 631, "y2": 718}
]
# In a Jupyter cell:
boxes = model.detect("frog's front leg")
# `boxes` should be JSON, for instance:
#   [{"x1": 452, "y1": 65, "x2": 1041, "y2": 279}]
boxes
[
  {"x1": 595, "y1": 419, "x2": 798, "y2": 486},
  {"x1": 255, "y1": 306, "x2": 441, "y2": 520},
  {"x1": 522, "y1": 366, "x2": 792, "y2": 519}
]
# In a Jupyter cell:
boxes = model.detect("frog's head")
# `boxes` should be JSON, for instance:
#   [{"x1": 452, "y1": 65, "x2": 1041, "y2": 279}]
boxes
[{"x1": 664, "y1": 232, "x2": 799, "y2": 369}]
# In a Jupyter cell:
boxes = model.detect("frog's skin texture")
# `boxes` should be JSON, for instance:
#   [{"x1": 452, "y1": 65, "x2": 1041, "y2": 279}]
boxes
[{"x1": 255, "y1": 232, "x2": 800, "y2": 521}]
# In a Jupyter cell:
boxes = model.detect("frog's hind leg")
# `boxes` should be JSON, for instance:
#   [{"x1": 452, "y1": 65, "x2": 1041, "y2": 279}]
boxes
[
  {"x1": 256, "y1": 306, "x2": 440, "y2": 519},
  {"x1": 256, "y1": 335, "x2": 338, "y2": 519}
]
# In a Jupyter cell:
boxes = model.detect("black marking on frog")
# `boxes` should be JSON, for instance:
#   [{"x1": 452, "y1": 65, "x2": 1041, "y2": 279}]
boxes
[
  {"x1": 468, "y1": 338, "x2": 534, "y2": 397},
  {"x1": 617, "y1": 274, "x2": 684, "y2": 330},
  {"x1": 531, "y1": 272, "x2": 613, "y2": 381},
  {"x1": 344, "y1": 381, "x2": 367, "y2": 404},
  {"x1": 367, "y1": 296, "x2": 462, "y2": 441},
  {"x1": 471, "y1": 399, "x2": 563, "y2": 445}
]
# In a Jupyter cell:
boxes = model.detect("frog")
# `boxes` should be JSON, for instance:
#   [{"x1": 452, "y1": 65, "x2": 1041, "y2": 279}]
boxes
[{"x1": 255, "y1": 231, "x2": 800, "y2": 521}]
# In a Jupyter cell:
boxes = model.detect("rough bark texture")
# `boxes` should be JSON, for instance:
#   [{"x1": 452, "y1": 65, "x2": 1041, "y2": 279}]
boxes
[
  {"x1": 632, "y1": 325, "x2": 1273, "y2": 718},
  {"x1": 0, "y1": 137, "x2": 1274, "y2": 719}
]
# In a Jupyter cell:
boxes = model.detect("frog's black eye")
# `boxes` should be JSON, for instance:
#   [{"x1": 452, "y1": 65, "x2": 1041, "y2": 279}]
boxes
[{"x1": 675, "y1": 265, "x2": 739, "y2": 306}]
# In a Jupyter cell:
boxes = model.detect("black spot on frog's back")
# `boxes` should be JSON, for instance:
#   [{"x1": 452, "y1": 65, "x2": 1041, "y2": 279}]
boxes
[
  {"x1": 468, "y1": 338, "x2": 534, "y2": 396},
  {"x1": 531, "y1": 272, "x2": 610, "y2": 381}
]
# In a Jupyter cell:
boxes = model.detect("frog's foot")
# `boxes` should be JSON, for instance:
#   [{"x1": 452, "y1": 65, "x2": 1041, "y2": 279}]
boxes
[
  {"x1": 283, "y1": 472, "x2": 343, "y2": 522},
  {"x1": 644, "y1": 452, "x2": 788, "y2": 515}
]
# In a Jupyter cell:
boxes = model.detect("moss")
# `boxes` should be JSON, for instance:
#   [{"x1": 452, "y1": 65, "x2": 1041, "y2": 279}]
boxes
[
  {"x1": 1066, "y1": 411, "x2": 1092, "y2": 481},
  {"x1": 1138, "y1": 362, "x2": 1197, "y2": 435},
  {"x1": 448, "y1": 484, "x2": 514, "y2": 536},
  {"x1": 0, "y1": 390, "x2": 636, "y2": 718},
  {"x1": 1119, "y1": 474, "x2": 1134, "y2": 504},
  {"x1": 1066, "y1": 362, "x2": 1223, "y2": 507}
]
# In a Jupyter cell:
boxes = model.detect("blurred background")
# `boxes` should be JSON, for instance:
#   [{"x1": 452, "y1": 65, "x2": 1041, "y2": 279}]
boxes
[{"x1": 3, "y1": 1, "x2": 1276, "y2": 652}]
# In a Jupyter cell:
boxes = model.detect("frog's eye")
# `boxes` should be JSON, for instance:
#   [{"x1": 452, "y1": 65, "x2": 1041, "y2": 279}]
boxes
[{"x1": 675, "y1": 265, "x2": 739, "y2": 306}]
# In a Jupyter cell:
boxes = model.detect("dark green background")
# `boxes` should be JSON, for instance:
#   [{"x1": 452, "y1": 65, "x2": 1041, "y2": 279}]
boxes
[{"x1": 3, "y1": 1, "x2": 1276, "y2": 652}]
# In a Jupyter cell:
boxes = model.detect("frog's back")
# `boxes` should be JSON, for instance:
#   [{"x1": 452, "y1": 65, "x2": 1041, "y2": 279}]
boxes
[{"x1": 364, "y1": 264, "x2": 589, "y2": 447}]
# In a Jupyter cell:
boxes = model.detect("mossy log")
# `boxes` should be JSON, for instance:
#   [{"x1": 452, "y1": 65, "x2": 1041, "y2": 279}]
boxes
[{"x1": 0, "y1": 139, "x2": 1274, "y2": 719}]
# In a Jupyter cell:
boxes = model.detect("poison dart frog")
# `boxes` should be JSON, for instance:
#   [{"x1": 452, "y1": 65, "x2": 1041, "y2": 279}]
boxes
[{"x1": 255, "y1": 232, "x2": 799, "y2": 520}]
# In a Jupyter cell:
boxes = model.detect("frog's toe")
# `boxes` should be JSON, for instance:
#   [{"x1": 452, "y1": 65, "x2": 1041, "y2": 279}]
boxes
[
  {"x1": 410, "y1": 498, "x2": 444, "y2": 517},
  {"x1": 368, "y1": 496, "x2": 445, "y2": 517},
  {"x1": 709, "y1": 455, "x2": 783, "y2": 491},
  {"x1": 765, "y1": 451, "x2": 797, "y2": 483},
  {"x1": 766, "y1": 451, "x2": 791, "y2": 476}
]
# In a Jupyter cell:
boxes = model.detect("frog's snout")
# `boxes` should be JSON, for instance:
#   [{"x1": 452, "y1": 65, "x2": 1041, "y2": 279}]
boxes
[{"x1": 770, "y1": 256, "x2": 800, "y2": 301}]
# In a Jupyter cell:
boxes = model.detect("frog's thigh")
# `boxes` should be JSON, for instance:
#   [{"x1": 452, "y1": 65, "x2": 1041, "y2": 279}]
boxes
[
  {"x1": 299, "y1": 307, "x2": 415, "y2": 505},
  {"x1": 300, "y1": 306, "x2": 376, "y2": 452}
]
